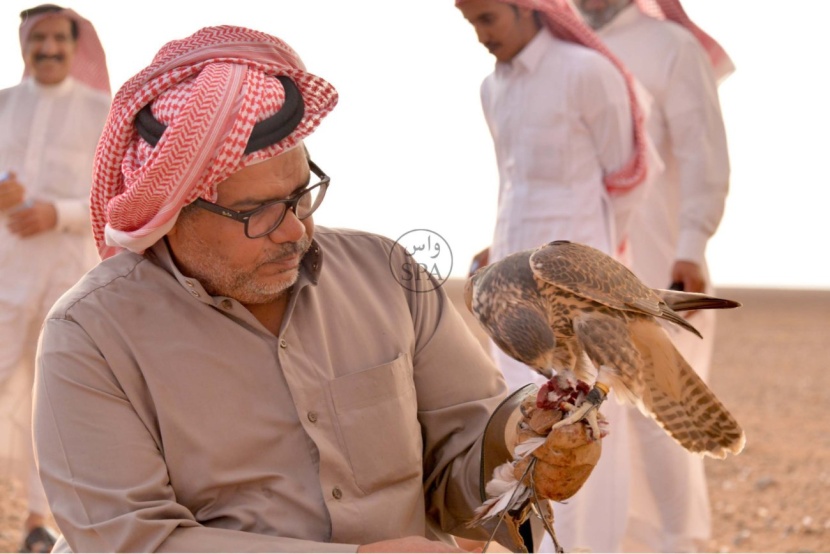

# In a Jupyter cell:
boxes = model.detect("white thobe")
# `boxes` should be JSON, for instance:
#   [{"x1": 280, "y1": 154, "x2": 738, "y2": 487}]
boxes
[
  {"x1": 0, "y1": 76, "x2": 110, "y2": 513},
  {"x1": 596, "y1": 5, "x2": 731, "y2": 552},
  {"x1": 479, "y1": 29, "x2": 646, "y2": 553},
  {"x1": 483, "y1": 29, "x2": 640, "y2": 269}
]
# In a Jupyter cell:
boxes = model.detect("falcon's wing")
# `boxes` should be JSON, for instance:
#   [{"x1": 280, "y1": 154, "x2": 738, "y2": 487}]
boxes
[
  {"x1": 574, "y1": 312, "x2": 745, "y2": 457},
  {"x1": 572, "y1": 311, "x2": 646, "y2": 407},
  {"x1": 530, "y1": 241, "x2": 701, "y2": 337},
  {"x1": 529, "y1": 241, "x2": 661, "y2": 313}
]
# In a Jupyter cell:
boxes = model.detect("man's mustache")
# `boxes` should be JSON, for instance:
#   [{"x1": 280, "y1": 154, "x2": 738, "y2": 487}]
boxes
[
  {"x1": 34, "y1": 54, "x2": 65, "y2": 63},
  {"x1": 262, "y1": 235, "x2": 312, "y2": 264}
]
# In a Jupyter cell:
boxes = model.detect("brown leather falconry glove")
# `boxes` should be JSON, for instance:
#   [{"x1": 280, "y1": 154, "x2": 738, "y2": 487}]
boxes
[
  {"x1": 512, "y1": 391, "x2": 604, "y2": 501},
  {"x1": 477, "y1": 382, "x2": 606, "y2": 552}
]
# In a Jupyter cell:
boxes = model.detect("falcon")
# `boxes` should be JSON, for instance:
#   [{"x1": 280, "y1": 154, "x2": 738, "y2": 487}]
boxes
[{"x1": 465, "y1": 240, "x2": 746, "y2": 458}]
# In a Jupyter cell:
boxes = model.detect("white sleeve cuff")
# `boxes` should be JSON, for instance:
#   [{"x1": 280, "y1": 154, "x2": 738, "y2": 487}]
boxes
[
  {"x1": 53, "y1": 198, "x2": 90, "y2": 235},
  {"x1": 675, "y1": 229, "x2": 710, "y2": 266}
]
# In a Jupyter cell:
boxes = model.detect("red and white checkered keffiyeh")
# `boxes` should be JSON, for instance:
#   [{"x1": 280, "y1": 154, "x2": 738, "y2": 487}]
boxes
[
  {"x1": 636, "y1": 0, "x2": 735, "y2": 83},
  {"x1": 91, "y1": 25, "x2": 338, "y2": 259},
  {"x1": 19, "y1": 6, "x2": 110, "y2": 94},
  {"x1": 456, "y1": 0, "x2": 650, "y2": 195}
]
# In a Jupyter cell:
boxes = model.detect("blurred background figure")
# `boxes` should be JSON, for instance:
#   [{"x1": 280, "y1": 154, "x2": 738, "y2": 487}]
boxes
[
  {"x1": 0, "y1": 4, "x2": 110, "y2": 552},
  {"x1": 455, "y1": 0, "x2": 662, "y2": 551},
  {"x1": 572, "y1": 0, "x2": 733, "y2": 551}
]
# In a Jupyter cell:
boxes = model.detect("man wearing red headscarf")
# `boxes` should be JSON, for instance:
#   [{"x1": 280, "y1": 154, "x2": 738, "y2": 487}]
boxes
[
  {"x1": 455, "y1": 1, "x2": 662, "y2": 551},
  {"x1": 459, "y1": 0, "x2": 656, "y2": 277},
  {"x1": 31, "y1": 24, "x2": 595, "y2": 553},
  {"x1": 0, "y1": 4, "x2": 110, "y2": 552},
  {"x1": 570, "y1": 1, "x2": 732, "y2": 551}
]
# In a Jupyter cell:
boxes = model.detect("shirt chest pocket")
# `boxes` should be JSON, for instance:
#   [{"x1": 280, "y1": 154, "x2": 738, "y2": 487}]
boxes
[{"x1": 329, "y1": 352, "x2": 422, "y2": 493}]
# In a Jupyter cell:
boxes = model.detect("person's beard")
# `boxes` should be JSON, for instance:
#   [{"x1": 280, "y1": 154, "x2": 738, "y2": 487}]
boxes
[
  {"x1": 578, "y1": 0, "x2": 629, "y2": 30},
  {"x1": 179, "y1": 233, "x2": 313, "y2": 305}
]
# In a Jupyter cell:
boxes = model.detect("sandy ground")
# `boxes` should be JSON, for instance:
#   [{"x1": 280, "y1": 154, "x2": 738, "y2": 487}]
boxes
[{"x1": 1, "y1": 285, "x2": 828, "y2": 553}]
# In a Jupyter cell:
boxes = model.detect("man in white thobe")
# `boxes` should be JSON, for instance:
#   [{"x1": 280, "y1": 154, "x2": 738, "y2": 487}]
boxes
[
  {"x1": 0, "y1": 4, "x2": 110, "y2": 551},
  {"x1": 573, "y1": 0, "x2": 732, "y2": 551},
  {"x1": 456, "y1": 1, "x2": 661, "y2": 551}
]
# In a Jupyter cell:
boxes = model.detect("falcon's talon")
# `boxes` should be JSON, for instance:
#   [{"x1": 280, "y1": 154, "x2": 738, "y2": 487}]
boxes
[
  {"x1": 584, "y1": 407, "x2": 602, "y2": 441},
  {"x1": 549, "y1": 381, "x2": 608, "y2": 438},
  {"x1": 550, "y1": 400, "x2": 597, "y2": 433}
]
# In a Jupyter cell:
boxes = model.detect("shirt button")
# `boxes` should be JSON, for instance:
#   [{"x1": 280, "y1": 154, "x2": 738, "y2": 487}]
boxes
[
  {"x1": 190, "y1": 290, "x2": 200, "y2": 297},
  {"x1": 332, "y1": 487, "x2": 343, "y2": 499},
  {"x1": 221, "y1": 299, "x2": 232, "y2": 309},
  {"x1": 307, "y1": 411, "x2": 318, "y2": 423},
  {"x1": 185, "y1": 280, "x2": 195, "y2": 287},
  {"x1": 279, "y1": 339, "x2": 288, "y2": 349}
]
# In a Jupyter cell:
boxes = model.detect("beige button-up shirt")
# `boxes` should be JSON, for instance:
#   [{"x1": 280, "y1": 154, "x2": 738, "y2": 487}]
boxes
[{"x1": 34, "y1": 227, "x2": 507, "y2": 552}]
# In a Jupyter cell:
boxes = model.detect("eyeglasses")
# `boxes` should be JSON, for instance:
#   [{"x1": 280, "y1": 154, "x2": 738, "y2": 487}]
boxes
[{"x1": 192, "y1": 160, "x2": 329, "y2": 239}]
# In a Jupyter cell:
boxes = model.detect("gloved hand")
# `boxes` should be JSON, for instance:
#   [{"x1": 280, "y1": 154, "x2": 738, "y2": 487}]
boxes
[
  {"x1": 474, "y1": 383, "x2": 607, "y2": 553},
  {"x1": 511, "y1": 391, "x2": 604, "y2": 501}
]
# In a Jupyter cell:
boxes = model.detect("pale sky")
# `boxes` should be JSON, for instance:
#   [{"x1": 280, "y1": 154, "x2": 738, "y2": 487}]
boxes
[{"x1": 2, "y1": 1, "x2": 828, "y2": 290}]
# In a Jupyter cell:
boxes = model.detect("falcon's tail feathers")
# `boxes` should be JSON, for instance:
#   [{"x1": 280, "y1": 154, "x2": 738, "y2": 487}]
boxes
[
  {"x1": 657, "y1": 289, "x2": 742, "y2": 312},
  {"x1": 629, "y1": 319, "x2": 746, "y2": 458}
]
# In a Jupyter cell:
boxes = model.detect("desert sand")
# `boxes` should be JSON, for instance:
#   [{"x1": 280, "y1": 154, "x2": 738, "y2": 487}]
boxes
[{"x1": 1, "y1": 285, "x2": 828, "y2": 553}]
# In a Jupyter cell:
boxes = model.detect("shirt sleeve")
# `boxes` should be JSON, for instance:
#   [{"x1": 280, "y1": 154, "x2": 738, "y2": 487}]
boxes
[
  {"x1": 480, "y1": 77, "x2": 504, "y2": 208},
  {"x1": 663, "y1": 39, "x2": 730, "y2": 265},
  {"x1": 52, "y1": 93, "x2": 110, "y2": 236},
  {"x1": 53, "y1": 197, "x2": 90, "y2": 234},
  {"x1": 575, "y1": 55, "x2": 643, "y2": 250},
  {"x1": 396, "y1": 246, "x2": 508, "y2": 539},
  {"x1": 577, "y1": 56, "x2": 634, "y2": 176},
  {"x1": 34, "y1": 317, "x2": 357, "y2": 553}
]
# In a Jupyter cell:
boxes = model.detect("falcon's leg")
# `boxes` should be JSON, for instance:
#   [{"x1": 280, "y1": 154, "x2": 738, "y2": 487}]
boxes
[{"x1": 550, "y1": 382, "x2": 608, "y2": 439}]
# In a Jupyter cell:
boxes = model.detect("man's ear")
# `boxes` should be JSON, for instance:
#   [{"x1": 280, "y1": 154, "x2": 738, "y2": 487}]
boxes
[
  {"x1": 516, "y1": 6, "x2": 542, "y2": 29},
  {"x1": 167, "y1": 213, "x2": 181, "y2": 238},
  {"x1": 165, "y1": 209, "x2": 188, "y2": 243}
]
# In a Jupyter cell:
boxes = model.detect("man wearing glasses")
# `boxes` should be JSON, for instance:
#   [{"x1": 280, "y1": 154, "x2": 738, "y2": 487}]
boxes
[{"x1": 31, "y1": 25, "x2": 595, "y2": 553}]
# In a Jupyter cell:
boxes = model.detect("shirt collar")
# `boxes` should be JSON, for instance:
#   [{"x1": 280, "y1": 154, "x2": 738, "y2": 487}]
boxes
[
  {"x1": 297, "y1": 237, "x2": 323, "y2": 287},
  {"x1": 24, "y1": 75, "x2": 76, "y2": 97},
  {"x1": 496, "y1": 29, "x2": 552, "y2": 76}
]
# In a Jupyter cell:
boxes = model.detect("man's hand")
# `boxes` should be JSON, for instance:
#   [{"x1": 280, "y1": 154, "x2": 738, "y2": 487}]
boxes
[
  {"x1": 358, "y1": 535, "x2": 476, "y2": 553},
  {"x1": 468, "y1": 247, "x2": 490, "y2": 277},
  {"x1": 671, "y1": 260, "x2": 707, "y2": 317},
  {"x1": 671, "y1": 260, "x2": 706, "y2": 294},
  {"x1": 6, "y1": 200, "x2": 58, "y2": 237},
  {"x1": 0, "y1": 172, "x2": 25, "y2": 211}
]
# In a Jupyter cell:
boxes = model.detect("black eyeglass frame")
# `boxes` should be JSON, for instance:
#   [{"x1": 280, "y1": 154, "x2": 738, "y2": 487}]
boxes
[{"x1": 192, "y1": 160, "x2": 329, "y2": 239}]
